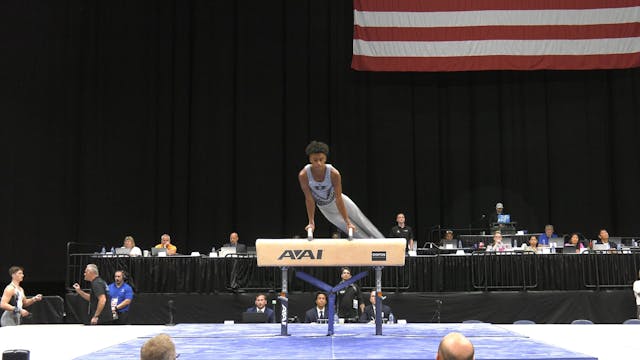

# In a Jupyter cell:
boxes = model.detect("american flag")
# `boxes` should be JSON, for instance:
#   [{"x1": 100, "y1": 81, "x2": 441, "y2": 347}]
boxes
[{"x1": 352, "y1": 0, "x2": 640, "y2": 72}]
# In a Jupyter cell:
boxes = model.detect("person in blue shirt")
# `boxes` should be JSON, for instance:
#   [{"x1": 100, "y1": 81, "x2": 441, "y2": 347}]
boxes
[
  {"x1": 108, "y1": 270, "x2": 134, "y2": 325},
  {"x1": 538, "y1": 224, "x2": 558, "y2": 246}
]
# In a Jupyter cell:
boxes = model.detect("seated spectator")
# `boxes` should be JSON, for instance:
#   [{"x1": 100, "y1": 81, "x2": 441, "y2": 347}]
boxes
[
  {"x1": 154, "y1": 234, "x2": 177, "y2": 255},
  {"x1": 436, "y1": 332, "x2": 475, "y2": 360},
  {"x1": 359, "y1": 291, "x2": 393, "y2": 323},
  {"x1": 538, "y1": 224, "x2": 558, "y2": 246},
  {"x1": 140, "y1": 333, "x2": 176, "y2": 360},
  {"x1": 122, "y1": 236, "x2": 142, "y2": 257},
  {"x1": 486, "y1": 231, "x2": 504, "y2": 251},
  {"x1": 245, "y1": 294, "x2": 275, "y2": 323},
  {"x1": 304, "y1": 291, "x2": 329, "y2": 323},
  {"x1": 219, "y1": 232, "x2": 246, "y2": 253},
  {"x1": 524, "y1": 235, "x2": 540, "y2": 253},
  {"x1": 596, "y1": 229, "x2": 617, "y2": 249}
]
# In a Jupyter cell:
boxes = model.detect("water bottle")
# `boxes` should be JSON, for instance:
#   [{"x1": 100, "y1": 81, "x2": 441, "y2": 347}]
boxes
[
  {"x1": 110, "y1": 246, "x2": 115, "y2": 254},
  {"x1": 458, "y1": 240, "x2": 462, "y2": 248},
  {"x1": 388, "y1": 313, "x2": 395, "y2": 324},
  {"x1": 551, "y1": 243, "x2": 556, "y2": 254},
  {"x1": 334, "y1": 313, "x2": 339, "y2": 324},
  {"x1": 633, "y1": 239, "x2": 637, "y2": 247},
  {"x1": 101, "y1": 246, "x2": 106, "y2": 255}
]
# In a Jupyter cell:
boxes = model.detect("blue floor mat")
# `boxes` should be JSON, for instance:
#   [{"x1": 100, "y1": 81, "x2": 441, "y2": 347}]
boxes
[{"x1": 75, "y1": 323, "x2": 596, "y2": 360}]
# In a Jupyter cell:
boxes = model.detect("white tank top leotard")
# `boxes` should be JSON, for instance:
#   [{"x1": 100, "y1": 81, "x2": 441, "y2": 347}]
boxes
[{"x1": 305, "y1": 164, "x2": 335, "y2": 206}]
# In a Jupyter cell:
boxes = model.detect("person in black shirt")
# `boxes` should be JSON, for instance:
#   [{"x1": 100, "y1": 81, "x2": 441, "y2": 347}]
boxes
[
  {"x1": 389, "y1": 213, "x2": 414, "y2": 251},
  {"x1": 336, "y1": 267, "x2": 364, "y2": 322},
  {"x1": 73, "y1": 264, "x2": 113, "y2": 325}
]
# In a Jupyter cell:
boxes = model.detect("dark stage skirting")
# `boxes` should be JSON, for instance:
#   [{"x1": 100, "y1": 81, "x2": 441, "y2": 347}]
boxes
[
  {"x1": 64, "y1": 290, "x2": 637, "y2": 325},
  {"x1": 73, "y1": 253, "x2": 640, "y2": 293}
]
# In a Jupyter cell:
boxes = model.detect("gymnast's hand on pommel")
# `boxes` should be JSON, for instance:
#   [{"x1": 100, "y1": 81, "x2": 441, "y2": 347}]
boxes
[{"x1": 305, "y1": 223, "x2": 315, "y2": 232}]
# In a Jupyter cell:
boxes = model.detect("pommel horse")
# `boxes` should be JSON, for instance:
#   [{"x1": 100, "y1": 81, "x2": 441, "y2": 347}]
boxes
[{"x1": 256, "y1": 235, "x2": 406, "y2": 336}]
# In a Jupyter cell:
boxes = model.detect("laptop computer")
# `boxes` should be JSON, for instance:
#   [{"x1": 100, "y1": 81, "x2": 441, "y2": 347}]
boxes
[
  {"x1": 151, "y1": 247, "x2": 167, "y2": 256},
  {"x1": 549, "y1": 239, "x2": 564, "y2": 248},
  {"x1": 219, "y1": 246, "x2": 237, "y2": 257},
  {"x1": 592, "y1": 243, "x2": 611, "y2": 251},
  {"x1": 563, "y1": 245, "x2": 577, "y2": 254},
  {"x1": 115, "y1": 247, "x2": 131, "y2": 255},
  {"x1": 497, "y1": 214, "x2": 511, "y2": 223},
  {"x1": 242, "y1": 312, "x2": 268, "y2": 323},
  {"x1": 441, "y1": 239, "x2": 457, "y2": 249}
]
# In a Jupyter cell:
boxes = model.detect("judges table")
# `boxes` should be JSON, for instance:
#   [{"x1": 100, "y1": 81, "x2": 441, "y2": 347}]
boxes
[{"x1": 71, "y1": 252, "x2": 640, "y2": 293}]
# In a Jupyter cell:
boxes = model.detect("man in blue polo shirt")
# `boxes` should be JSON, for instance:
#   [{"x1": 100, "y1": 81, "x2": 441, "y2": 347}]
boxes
[
  {"x1": 108, "y1": 270, "x2": 134, "y2": 324},
  {"x1": 538, "y1": 224, "x2": 558, "y2": 246}
]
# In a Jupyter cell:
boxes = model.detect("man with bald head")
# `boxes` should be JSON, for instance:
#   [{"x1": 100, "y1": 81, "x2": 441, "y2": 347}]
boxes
[
  {"x1": 222, "y1": 232, "x2": 247, "y2": 253},
  {"x1": 436, "y1": 332, "x2": 475, "y2": 360}
]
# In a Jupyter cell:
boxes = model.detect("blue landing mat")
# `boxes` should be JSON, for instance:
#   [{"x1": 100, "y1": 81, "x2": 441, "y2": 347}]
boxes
[{"x1": 75, "y1": 323, "x2": 596, "y2": 360}]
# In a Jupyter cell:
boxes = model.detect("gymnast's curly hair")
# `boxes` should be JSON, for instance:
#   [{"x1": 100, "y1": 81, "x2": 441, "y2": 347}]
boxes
[{"x1": 305, "y1": 141, "x2": 329, "y2": 156}]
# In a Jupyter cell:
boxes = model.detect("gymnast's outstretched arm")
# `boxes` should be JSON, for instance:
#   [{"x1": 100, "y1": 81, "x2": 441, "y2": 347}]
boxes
[{"x1": 298, "y1": 169, "x2": 317, "y2": 232}]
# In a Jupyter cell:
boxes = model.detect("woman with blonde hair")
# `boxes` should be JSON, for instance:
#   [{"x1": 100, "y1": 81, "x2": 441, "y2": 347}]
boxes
[{"x1": 122, "y1": 235, "x2": 142, "y2": 257}]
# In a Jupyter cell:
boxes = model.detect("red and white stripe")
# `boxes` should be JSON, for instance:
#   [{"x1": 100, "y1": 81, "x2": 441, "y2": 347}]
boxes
[{"x1": 352, "y1": 0, "x2": 640, "y2": 71}]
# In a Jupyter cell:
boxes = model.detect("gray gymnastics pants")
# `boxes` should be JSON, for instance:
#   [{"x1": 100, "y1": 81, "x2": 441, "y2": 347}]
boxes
[{"x1": 317, "y1": 194, "x2": 384, "y2": 239}]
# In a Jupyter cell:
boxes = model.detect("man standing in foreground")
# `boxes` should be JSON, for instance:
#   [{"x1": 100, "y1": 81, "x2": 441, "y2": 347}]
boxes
[{"x1": 73, "y1": 264, "x2": 113, "y2": 325}]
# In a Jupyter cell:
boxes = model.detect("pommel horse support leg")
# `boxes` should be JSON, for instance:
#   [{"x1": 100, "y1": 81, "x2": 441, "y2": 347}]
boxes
[{"x1": 256, "y1": 237, "x2": 406, "y2": 336}]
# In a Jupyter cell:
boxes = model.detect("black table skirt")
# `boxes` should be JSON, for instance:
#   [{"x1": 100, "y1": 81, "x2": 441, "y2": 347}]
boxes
[{"x1": 80, "y1": 253, "x2": 640, "y2": 293}]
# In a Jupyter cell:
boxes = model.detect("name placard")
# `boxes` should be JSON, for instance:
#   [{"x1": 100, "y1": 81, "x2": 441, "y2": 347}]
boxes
[{"x1": 256, "y1": 238, "x2": 406, "y2": 267}]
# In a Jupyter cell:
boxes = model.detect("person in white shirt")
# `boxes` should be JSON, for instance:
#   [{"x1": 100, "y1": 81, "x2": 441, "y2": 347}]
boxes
[
  {"x1": 122, "y1": 236, "x2": 142, "y2": 257},
  {"x1": 633, "y1": 270, "x2": 640, "y2": 319}
]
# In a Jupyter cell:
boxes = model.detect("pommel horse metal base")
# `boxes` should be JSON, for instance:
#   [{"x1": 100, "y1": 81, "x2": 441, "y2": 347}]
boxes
[{"x1": 256, "y1": 237, "x2": 406, "y2": 336}]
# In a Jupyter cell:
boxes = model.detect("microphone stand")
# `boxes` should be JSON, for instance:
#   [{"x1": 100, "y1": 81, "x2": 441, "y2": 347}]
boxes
[
  {"x1": 166, "y1": 299, "x2": 175, "y2": 326},
  {"x1": 431, "y1": 299, "x2": 442, "y2": 323}
]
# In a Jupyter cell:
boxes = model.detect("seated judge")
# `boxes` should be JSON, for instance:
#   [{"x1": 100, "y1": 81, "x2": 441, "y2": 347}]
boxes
[
  {"x1": 486, "y1": 231, "x2": 504, "y2": 251},
  {"x1": 595, "y1": 229, "x2": 617, "y2": 249},
  {"x1": 565, "y1": 233, "x2": 585, "y2": 253},
  {"x1": 220, "y1": 232, "x2": 247, "y2": 253},
  {"x1": 154, "y1": 234, "x2": 177, "y2": 255},
  {"x1": 359, "y1": 291, "x2": 393, "y2": 323},
  {"x1": 441, "y1": 230, "x2": 455, "y2": 246},
  {"x1": 304, "y1": 291, "x2": 329, "y2": 323},
  {"x1": 524, "y1": 235, "x2": 540, "y2": 253},
  {"x1": 246, "y1": 294, "x2": 275, "y2": 323},
  {"x1": 122, "y1": 236, "x2": 142, "y2": 257},
  {"x1": 538, "y1": 224, "x2": 558, "y2": 246}
]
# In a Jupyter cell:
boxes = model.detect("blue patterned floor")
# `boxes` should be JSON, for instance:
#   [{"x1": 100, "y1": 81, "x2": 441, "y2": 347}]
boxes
[{"x1": 75, "y1": 323, "x2": 596, "y2": 359}]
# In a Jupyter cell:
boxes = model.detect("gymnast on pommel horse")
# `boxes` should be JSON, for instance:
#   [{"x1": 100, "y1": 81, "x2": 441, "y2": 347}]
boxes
[{"x1": 298, "y1": 141, "x2": 384, "y2": 240}]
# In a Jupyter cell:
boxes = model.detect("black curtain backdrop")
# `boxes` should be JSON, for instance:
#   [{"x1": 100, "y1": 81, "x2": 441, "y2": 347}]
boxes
[{"x1": 1, "y1": 1, "x2": 640, "y2": 283}]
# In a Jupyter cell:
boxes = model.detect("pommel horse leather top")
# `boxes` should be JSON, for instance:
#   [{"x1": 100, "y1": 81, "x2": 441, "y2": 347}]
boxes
[{"x1": 255, "y1": 238, "x2": 406, "y2": 267}]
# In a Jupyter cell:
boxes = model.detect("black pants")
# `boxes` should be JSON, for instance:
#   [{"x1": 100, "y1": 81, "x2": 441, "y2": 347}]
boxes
[{"x1": 113, "y1": 311, "x2": 130, "y2": 325}]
